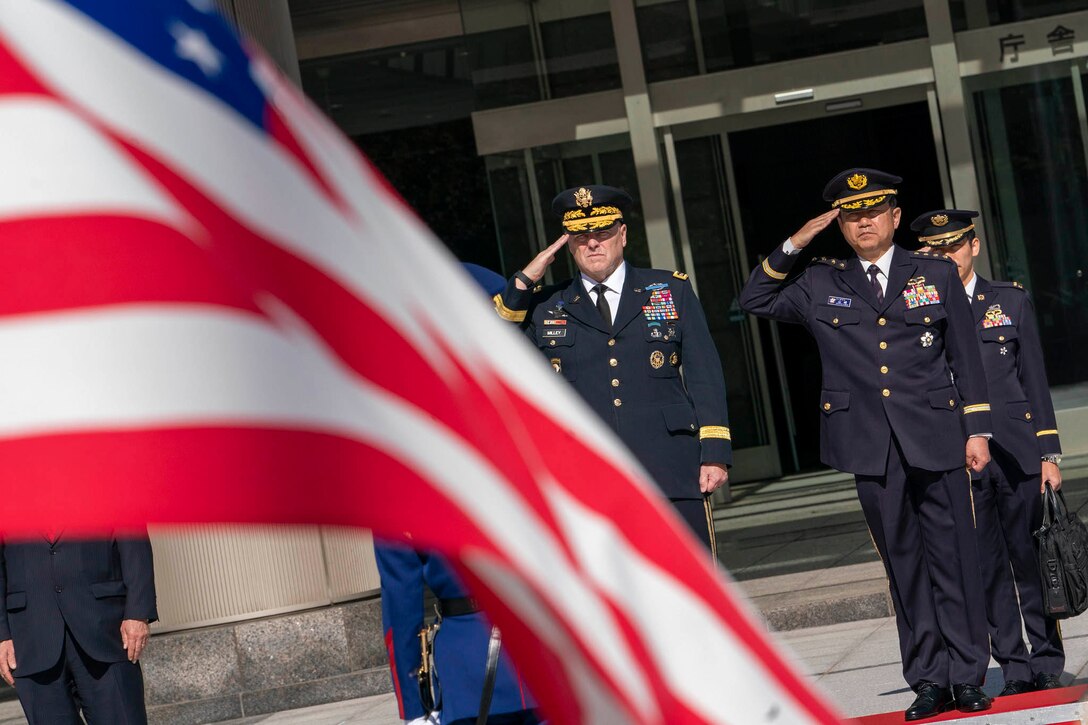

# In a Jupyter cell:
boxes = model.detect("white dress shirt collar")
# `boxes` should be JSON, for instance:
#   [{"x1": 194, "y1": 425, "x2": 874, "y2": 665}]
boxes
[
  {"x1": 964, "y1": 273, "x2": 977, "y2": 299},
  {"x1": 857, "y1": 244, "x2": 895, "y2": 279},
  {"x1": 581, "y1": 262, "x2": 626, "y2": 297}
]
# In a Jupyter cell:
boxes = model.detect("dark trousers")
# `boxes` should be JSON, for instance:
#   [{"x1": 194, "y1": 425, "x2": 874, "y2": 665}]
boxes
[
  {"x1": 973, "y1": 446, "x2": 1064, "y2": 681},
  {"x1": 670, "y1": 496, "x2": 716, "y2": 557},
  {"x1": 14, "y1": 628, "x2": 147, "y2": 725},
  {"x1": 855, "y1": 436, "x2": 989, "y2": 689}
]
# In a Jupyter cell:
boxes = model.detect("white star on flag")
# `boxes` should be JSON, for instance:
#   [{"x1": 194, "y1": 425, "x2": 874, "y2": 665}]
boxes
[{"x1": 170, "y1": 21, "x2": 222, "y2": 76}]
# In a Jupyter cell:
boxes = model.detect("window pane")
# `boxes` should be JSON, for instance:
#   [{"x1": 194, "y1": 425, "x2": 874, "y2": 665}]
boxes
[
  {"x1": 538, "y1": 11, "x2": 623, "y2": 98},
  {"x1": 636, "y1": 0, "x2": 700, "y2": 83},
  {"x1": 696, "y1": 0, "x2": 928, "y2": 72},
  {"x1": 971, "y1": 72, "x2": 1088, "y2": 386},
  {"x1": 951, "y1": 0, "x2": 1088, "y2": 30}
]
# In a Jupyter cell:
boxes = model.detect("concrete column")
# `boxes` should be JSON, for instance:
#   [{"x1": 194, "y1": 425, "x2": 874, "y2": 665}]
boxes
[
  {"x1": 923, "y1": 0, "x2": 992, "y2": 277},
  {"x1": 214, "y1": 0, "x2": 301, "y2": 85},
  {"x1": 609, "y1": 0, "x2": 678, "y2": 270}
]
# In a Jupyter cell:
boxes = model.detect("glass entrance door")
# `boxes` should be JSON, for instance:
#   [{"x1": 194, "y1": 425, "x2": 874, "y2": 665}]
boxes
[{"x1": 669, "y1": 96, "x2": 948, "y2": 474}]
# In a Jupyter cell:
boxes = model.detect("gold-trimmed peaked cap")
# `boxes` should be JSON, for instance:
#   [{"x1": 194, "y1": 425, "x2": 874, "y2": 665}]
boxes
[
  {"x1": 910, "y1": 209, "x2": 979, "y2": 247},
  {"x1": 553, "y1": 184, "x2": 633, "y2": 234},
  {"x1": 823, "y1": 168, "x2": 902, "y2": 211}
]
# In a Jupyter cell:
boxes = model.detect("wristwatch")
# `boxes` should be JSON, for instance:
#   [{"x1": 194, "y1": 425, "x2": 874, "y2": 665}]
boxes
[
  {"x1": 1041, "y1": 455, "x2": 1062, "y2": 465},
  {"x1": 514, "y1": 270, "x2": 537, "y2": 289}
]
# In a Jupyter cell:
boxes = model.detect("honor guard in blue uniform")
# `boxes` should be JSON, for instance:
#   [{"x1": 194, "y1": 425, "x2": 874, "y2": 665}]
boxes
[
  {"x1": 914, "y1": 209, "x2": 1065, "y2": 696},
  {"x1": 493, "y1": 185, "x2": 731, "y2": 552},
  {"x1": 376, "y1": 262, "x2": 541, "y2": 725},
  {"x1": 739, "y1": 170, "x2": 994, "y2": 720},
  {"x1": 375, "y1": 542, "x2": 540, "y2": 725}
]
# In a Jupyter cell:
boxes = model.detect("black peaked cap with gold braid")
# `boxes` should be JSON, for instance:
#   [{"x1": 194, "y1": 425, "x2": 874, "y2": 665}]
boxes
[
  {"x1": 910, "y1": 209, "x2": 979, "y2": 248},
  {"x1": 552, "y1": 185, "x2": 633, "y2": 234},
  {"x1": 823, "y1": 168, "x2": 901, "y2": 211}
]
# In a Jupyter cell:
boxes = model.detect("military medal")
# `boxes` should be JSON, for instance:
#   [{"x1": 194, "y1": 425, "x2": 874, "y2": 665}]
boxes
[
  {"x1": 902, "y1": 276, "x2": 941, "y2": 309},
  {"x1": 650, "y1": 351, "x2": 665, "y2": 369},
  {"x1": 551, "y1": 358, "x2": 562, "y2": 373},
  {"x1": 981, "y1": 304, "x2": 1013, "y2": 328},
  {"x1": 1000, "y1": 347, "x2": 1008, "y2": 356},
  {"x1": 642, "y1": 286, "x2": 679, "y2": 321},
  {"x1": 669, "y1": 352, "x2": 679, "y2": 366},
  {"x1": 920, "y1": 331, "x2": 934, "y2": 348}
]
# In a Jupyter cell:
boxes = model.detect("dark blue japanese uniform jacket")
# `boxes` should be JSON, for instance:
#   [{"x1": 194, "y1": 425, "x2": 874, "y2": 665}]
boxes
[
  {"x1": 739, "y1": 245, "x2": 991, "y2": 475},
  {"x1": 495, "y1": 265, "x2": 731, "y2": 499},
  {"x1": 972, "y1": 276, "x2": 1061, "y2": 472}
]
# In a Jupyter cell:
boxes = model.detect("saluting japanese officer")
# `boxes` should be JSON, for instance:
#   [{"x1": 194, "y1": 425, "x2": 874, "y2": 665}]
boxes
[
  {"x1": 914, "y1": 209, "x2": 1065, "y2": 696},
  {"x1": 494, "y1": 185, "x2": 731, "y2": 552},
  {"x1": 739, "y1": 170, "x2": 993, "y2": 720}
]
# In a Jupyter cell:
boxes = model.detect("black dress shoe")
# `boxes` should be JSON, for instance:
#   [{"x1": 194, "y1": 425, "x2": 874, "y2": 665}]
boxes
[
  {"x1": 1034, "y1": 672, "x2": 1063, "y2": 690},
  {"x1": 952, "y1": 684, "x2": 992, "y2": 713},
  {"x1": 998, "y1": 679, "x2": 1035, "y2": 696},
  {"x1": 905, "y1": 682, "x2": 952, "y2": 721}
]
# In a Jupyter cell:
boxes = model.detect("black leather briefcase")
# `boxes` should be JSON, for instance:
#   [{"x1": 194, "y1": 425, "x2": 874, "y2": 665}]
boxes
[{"x1": 1035, "y1": 483, "x2": 1088, "y2": 619}]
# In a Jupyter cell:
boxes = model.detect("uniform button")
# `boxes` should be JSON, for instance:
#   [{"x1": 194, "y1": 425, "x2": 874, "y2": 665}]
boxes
[
  {"x1": 878, "y1": 317, "x2": 887, "y2": 326},
  {"x1": 609, "y1": 358, "x2": 618, "y2": 367},
  {"x1": 611, "y1": 378, "x2": 619, "y2": 387},
  {"x1": 924, "y1": 316, "x2": 931, "y2": 324},
  {"x1": 607, "y1": 339, "x2": 616, "y2": 347},
  {"x1": 689, "y1": 424, "x2": 696, "y2": 430},
  {"x1": 549, "y1": 340, "x2": 556, "y2": 346},
  {"x1": 879, "y1": 341, "x2": 888, "y2": 350},
  {"x1": 50, "y1": 549, "x2": 56, "y2": 555},
  {"x1": 613, "y1": 398, "x2": 622, "y2": 407},
  {"x1": 1026, "y1": 412, "x2": 1032, "y2": 420},
  {"x1": 998, "y1": 335, "x2": 1005, "y2": 342},
  {"x1": 832, "y1": 317, "x2": 839, "y2": 325},
  {"x1": 882, "y1": 388, "x2": 891, "y2": 397},
  {"x1": 823, "y1": 402, "x2": 831, "y2": 411},
  {"x1": 880, "y1": 365, "x2": 888, "y2": 374},
  {"x1": 949, "y1": 399, "x2": 955, "y2": 408}
]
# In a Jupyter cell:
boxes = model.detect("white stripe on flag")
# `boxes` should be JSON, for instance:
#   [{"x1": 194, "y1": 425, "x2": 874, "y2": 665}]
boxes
[
  {"x1": 548, "y1": 482, "x2": 816, "y2": 723},
  {"x1": 0, "y1": 97, "x2": 191, "y2": 230}
]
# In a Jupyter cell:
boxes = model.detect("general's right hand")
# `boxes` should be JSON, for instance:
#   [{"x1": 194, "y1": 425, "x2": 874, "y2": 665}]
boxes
[
  {"x1": 0, "y1": 639, "x2": 16, "y2": 686},
  {"x1": 518, "y1": 234, "x2": 570, "y2": 288},
  {"x1": 789, "y1": 209, "x2": 840, "y2": 250}
]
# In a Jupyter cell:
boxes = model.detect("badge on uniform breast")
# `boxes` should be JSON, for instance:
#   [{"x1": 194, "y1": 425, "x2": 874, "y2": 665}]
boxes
[
  {"x1": 543, "y1": 328, "x2": 567, "y2": 337},
  {"x1": 547, "y1": 301, "x2": 567, "y2": 318},
  {"x1": 920, "y1": 331, "x2": 934, "y2": 348},
  {"x1": 669, "y1": 352, "x2": 679, "y2": 366},
  {"x1": 827, "y1": 296, "x2": 852, "y2": 307},
  {"x1": 648, "y1": 322, "x2": 663, "y2": 338},
  {"x1": 981, "y1": 304, "x2": 1013, "y2": 328},
  {"x1": 550, "y1": 358, "x2": 562, "y2": 373},
  {"x1": 902, "y1": 276, "x2": 941, "y2": 309},
  {"x1": 642, "y1": 286, "x2": 679, "y2": 321},
  {"x1": 650, "y1": 351, "x2": 665, "y2": 369}
]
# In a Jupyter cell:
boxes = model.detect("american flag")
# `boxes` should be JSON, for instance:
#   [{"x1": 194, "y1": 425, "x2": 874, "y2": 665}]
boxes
[{"x1": 0, "y1": 2, "x2": 842, "y2": 722}]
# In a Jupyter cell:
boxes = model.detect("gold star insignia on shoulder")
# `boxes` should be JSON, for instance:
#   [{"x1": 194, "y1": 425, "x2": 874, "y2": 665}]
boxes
[
  {"x1": 533, "y1": 284, "x2": 544, "y2": 292},
  {"x1": 1013, "y1": 281, "x2": 1023, "y2": 289},
  {"x1": 673, "y1": 271, "x2": 688, "y2": 280}
]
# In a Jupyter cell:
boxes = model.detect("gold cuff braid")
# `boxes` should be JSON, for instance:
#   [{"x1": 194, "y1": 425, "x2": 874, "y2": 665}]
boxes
[
  {"x1": 699, "y1": 426, "x2": 731, "y2": 441},
  {"x1": 493, "y1": 294, "x2": 527, "y2": 323}
]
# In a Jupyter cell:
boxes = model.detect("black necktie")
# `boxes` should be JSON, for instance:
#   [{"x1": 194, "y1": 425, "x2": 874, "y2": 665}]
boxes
[
  {"x1": 867, "y1": 264, "x2": 884, "y2": 305},
  {"x1": 592, "y1": 283, "x2": 612, "y2": 330}
]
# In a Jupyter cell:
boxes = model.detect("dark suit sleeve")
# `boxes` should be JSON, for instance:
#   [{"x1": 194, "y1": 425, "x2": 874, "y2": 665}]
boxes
[
  {"x1": 0, "y1": 542, "x2": 8, "y2": 641},
  {"x1": 374, "y1": 541, "x2": 427, "y2": 721},
  {"x1": 1016, "y1": 294, "x2": 1061, "y2": 456},
  {"x1": 675, "y1": 278, "x2": 732, "y2": 466},
  {"x1": 941, "y1": 265, "x2": 992, "y2": 437},
  {"x1": 737, "y1": 243, "x2": 810, "y2": 324},
  {"x1": 118, "y1": 534, "x2": 158, "y2": 622}
]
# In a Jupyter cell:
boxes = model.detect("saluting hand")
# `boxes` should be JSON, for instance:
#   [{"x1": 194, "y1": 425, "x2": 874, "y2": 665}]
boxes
[
  {"x1": 965, "y1": 437, "x2": 991, "y2": 474},
  {"x1": 0, "y1": 639, "x2": 15, "y2": 686},
  {"x1": 700, "y1": 463, "x2": 728, "y2": 494},
  {"x1": 789, "y1": 209, "x2": 840, "y2": 250},
  {"x1": 1041, "y1": 461, "x2": 1062, "y2": 493},
  {"x1": 518, "y1": 234, "x2": 570, "y2": 289},
  {"x1": 121, "y1": 619, "x2": 150, "y2": 663}
]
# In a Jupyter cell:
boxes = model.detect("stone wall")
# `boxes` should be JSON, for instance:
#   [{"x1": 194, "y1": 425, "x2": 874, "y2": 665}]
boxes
[{"x1": 143, "y1": 597, "x2": 392, "y2": 724}]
